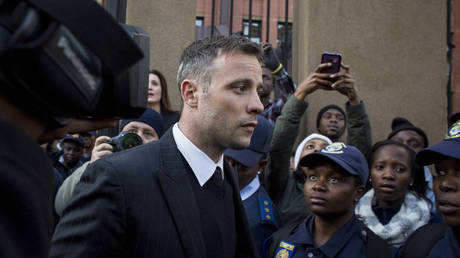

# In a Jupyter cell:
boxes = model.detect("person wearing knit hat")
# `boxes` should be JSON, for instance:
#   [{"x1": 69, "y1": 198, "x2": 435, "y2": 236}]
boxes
[
  {"x1": 54, "y1": 108, "x2": 164, "y2": 217},
  {"x1": 387, "y1": 116, "x2": 435, "y2": 211},
  {"x1": 120, "y1": 108, "x2": 164, "y2": 143},
  {"x1": 399, "y1": 120, "x2": 460, "y2": 257},
  {"x1": 293, "y1": 133, "x2": 332, "y2": 171},
  {"x1": 316, "y1": 104, "x2": 347, "y2": 142},
  {"x1": 388, "y1": 117, "x2": 428, "y2": 153}
]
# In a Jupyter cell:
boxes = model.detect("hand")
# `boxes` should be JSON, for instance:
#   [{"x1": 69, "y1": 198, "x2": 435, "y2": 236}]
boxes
[
  {"x1": 89, "y1": 136, "x2": 113, "y2": 163},
  {"x1": 38, "y1": 118, "x2": 117, "y2": 144},
  {"x1": 262, "y1": 43, "x2": 282, "y2": 72},
  {"x1": 331, "y1": 64, "x2": 360, "y2": 105},
  {"x1": 294, "y1": 63, "x2": 334, "y2": 101}
]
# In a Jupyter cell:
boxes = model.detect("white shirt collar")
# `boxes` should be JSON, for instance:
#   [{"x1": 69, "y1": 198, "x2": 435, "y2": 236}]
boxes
[
  {"x1": 172, "y1": 123, "x2": 224, "y2": 186},
  {"x1": 240, "y1": 175, "x2": 260, "y2": 201}
]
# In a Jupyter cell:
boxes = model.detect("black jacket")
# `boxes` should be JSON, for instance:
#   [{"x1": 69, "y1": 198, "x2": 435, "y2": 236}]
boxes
[{"x1": 50, "y1": 129, "x2": 258, "y2": 258}]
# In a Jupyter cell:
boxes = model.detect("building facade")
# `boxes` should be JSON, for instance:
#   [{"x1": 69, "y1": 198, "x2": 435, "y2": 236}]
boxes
[{"x1": 195, "y1": 0, "x2": 294, "y2": 47}]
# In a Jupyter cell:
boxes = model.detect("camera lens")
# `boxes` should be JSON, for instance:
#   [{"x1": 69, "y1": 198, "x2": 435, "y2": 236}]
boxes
[{"x1": 120, "y1": 133, "x2": 142, "y2": 150}]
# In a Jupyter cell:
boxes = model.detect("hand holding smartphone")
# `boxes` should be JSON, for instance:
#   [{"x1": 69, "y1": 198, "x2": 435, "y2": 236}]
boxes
[{"x1": 320, "y1": 52, "x2": 342, "y2": 81}]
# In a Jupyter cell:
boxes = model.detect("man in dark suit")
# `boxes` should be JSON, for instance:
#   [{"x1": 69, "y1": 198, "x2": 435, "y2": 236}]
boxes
[{"x1": 50, "y1": 36, "x2": 264, "y2": 258}]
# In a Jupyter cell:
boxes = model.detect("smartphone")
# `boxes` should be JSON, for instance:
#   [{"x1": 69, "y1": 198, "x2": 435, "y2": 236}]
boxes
[{"x1": 321, "y1": 52, "x2": 342, "y2": 75}]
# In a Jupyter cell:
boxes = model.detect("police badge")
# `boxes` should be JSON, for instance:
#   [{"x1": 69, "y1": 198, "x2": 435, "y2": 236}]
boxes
[{"x1": 321, "y1": 142, "x2": 347, "y2": 154}]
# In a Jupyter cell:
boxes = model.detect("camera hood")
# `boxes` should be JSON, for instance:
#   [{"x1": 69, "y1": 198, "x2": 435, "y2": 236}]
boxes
[{"x1": 0, "y1": 0, "x2": 147, "y2": 127}]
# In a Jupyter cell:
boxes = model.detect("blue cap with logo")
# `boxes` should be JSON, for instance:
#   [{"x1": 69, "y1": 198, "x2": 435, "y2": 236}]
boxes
[
  {"x1": 60, "y1": 134, "x2": 84, "y2": 147},
  {"x1": 416, "y1": 120, "x2": 460, "y2": 165},
  {"x1": 299, "y1": 142, "x2": 369, "y2": 184},
  {"x1": 224, "y1": 115, "x2": 273, "y2": 167}
]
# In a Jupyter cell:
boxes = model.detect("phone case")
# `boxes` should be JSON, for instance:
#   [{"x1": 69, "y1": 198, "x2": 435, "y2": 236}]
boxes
[{"x1": 321, "y1": 52, "x2": 342, "y2": 74}]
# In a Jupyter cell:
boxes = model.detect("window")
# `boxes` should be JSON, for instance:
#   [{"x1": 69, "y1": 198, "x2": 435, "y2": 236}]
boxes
[
  {"x1": 277, "y1": 22, "x2": 292, "y2": 47},
  {"x1": 195, "y1": 17, "x2": 204, "y2": 27},
  {"x1": 243, "y1": 20, "x2": 261, "y2": 43}
]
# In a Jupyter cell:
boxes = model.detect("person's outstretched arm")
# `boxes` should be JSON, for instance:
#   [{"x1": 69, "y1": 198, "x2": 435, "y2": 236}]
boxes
[
  {"x1": 332, "y1": 64, "x2": 372, "y2": 157},
  {"x1": 265, "y1": 63, "x2": 333, "y2": 202}
]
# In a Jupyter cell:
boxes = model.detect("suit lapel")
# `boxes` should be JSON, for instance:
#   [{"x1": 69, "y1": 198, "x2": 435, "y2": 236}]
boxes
[{"x1": 156, "y1": 131, "x2": 206, "y2": 258}]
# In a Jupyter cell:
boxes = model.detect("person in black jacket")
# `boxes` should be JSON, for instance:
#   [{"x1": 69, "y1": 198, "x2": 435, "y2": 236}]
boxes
[{"x1": 51, "y1": 35, "x2": 263, "y2": 258}]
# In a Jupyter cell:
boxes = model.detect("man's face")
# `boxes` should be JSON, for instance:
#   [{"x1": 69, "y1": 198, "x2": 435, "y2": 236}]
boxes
[
  {"x1": 122, "y1": 121, "x2": 159, "y2": 144},
  {"x1": 390, "y1": 130, "x2": 425, "y2": 153},
  {"x1": 318, "y1": 109, "x2": 345, "y2": 141},
  {"x1": 370, "y1": 145, "x2": 412, "y2": 207},
  {"x1": 61, "y1": 141, "x2": 83, "y2": 168},
  {"x1": 433, "y1": 157, "x2": 460, "y2": 227},
  {"x1": 303, "y1": 163, "x2": 361, "y2": 219},
  {"x1": 196, "y1": 53, "x2": 264, "y2": 150},
  {"x1": 258, "y1": 67, "x2": 274, "y2": 106}
]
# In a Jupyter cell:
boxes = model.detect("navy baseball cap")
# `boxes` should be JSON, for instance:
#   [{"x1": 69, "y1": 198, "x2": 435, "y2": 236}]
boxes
[
  {"x1": 224, "y1": 115, "x2": 273, "y2": 167},
  {"x1": 416, "y1": 120, "x2": 460, "y2": 165},
  {"x1": 299, "y1": 142, "x2": 369, "y2": 184},
  {"x1": 60, "y1": 134, "x2": 84, "y2": 147}
]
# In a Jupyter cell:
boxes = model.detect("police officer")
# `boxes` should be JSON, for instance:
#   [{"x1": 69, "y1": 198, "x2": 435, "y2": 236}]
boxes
[
  {"x1": 267, "y1": 143, "x2": 392, "y2": 258},
  {"x1": 225, "y1": 115, "x2": 282, "y2": 257},
  {"x1": 400, "y1": 119, "x2": 460, "y2": 257}
]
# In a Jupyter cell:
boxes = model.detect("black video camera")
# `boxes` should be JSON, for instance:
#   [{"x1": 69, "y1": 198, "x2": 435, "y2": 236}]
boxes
[
  {"x1": 0, "y1": 0, "x2": 149, "y2": 127},
  {"x1": 106, "y1": 132, "x2": 142, "y2": 152}
]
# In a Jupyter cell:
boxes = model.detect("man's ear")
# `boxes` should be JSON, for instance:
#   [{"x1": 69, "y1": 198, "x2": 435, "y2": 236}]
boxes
[{"x1": 180, "y1": 79, "x2": 198, "y2": 108}]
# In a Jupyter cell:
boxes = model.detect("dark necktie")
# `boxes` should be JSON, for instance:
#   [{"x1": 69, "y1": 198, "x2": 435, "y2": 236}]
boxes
[{"x1": 210, "y1": 166, "x2": 223, "y2": 189}]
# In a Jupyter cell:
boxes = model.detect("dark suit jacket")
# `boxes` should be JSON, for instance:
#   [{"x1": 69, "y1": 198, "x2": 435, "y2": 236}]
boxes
[{"x1": 50, "y1": 130, "x2": 258, "y2": 258}]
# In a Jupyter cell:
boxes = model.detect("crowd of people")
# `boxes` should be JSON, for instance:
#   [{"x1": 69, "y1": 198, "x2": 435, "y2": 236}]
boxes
[
  {"x1": 1, "y1": 2, "x2": 458, "y2": 257},
  {"x1": 40, "y1": 37, "x2": 459, "y2": 258}
]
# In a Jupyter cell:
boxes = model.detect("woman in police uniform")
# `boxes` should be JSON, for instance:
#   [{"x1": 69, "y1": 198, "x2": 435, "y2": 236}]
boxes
[{"x1": 266, "y1": 143, "x2": 392, "y2": 258}]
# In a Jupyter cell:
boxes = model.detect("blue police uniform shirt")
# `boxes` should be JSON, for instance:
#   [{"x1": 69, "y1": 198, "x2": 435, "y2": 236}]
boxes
[
  {"x1": 241, "y1": 176, "x2": 281, "y2": 257},
  {"x1": 427, "y1": 226, "x2": 460, "y2": 257},
  {"x1": 274, "y1": 214, "x2": 367, "y2": 258}
]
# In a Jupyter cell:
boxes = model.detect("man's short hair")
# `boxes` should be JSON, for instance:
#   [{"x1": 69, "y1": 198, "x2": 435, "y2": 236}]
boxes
[{"x1": 176, "y1": 36, "x2": 262, "y2": 92}]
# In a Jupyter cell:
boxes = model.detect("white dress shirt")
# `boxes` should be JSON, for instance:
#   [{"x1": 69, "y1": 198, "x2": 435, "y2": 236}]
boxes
[
  {"x1": 239, "y1": 175, "x2": 261, "y2": 201},
  {"x1": 172, "y1": 123, "x2": 224, "y2": 187}
]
